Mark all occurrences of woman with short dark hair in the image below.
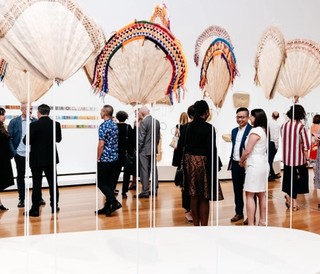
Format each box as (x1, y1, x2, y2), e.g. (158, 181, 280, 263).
(114, 110, 133, 198)
(177, 100, 223, 226)
(281, 104, 310, 211)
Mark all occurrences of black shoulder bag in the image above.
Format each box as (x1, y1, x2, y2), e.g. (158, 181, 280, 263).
(174, 124, 189, 188)
(124, 125, 135, 173)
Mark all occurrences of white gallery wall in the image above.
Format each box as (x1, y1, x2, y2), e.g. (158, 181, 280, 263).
(1, 0, 320, 183)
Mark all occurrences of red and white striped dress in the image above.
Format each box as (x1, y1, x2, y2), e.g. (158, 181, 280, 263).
(281, 120, 310, 166)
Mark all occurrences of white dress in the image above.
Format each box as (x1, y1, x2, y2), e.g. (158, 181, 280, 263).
(243, 127, 269, 192)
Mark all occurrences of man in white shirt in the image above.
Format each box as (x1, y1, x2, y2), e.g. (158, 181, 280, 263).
(228, 108, 252, 223)
(268, 111, 281, 181)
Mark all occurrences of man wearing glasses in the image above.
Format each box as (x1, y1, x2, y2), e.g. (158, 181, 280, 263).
(228, 107, 252, 224)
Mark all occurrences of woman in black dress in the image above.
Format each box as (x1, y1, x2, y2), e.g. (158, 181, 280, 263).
(0, 107, 14, 210)
(178, 100, 223, 226)
(114, 111, 134, 199)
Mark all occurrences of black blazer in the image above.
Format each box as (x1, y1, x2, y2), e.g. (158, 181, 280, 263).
(24, 116, 62, 168)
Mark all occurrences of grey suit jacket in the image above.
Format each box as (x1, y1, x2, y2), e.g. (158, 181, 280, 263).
(138, 115, 160, 156)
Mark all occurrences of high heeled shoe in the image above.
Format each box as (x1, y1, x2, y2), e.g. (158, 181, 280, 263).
(0, 205, 8, 211)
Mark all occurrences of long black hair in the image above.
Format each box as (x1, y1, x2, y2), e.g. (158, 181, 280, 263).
(251, 108, 267, 131)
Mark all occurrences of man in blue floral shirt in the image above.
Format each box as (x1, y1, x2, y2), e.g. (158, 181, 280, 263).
(96, 105, 122, 216)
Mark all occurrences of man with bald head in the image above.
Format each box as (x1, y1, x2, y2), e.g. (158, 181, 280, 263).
(136, 105, 160, 198)
(268, 111, 281, 181)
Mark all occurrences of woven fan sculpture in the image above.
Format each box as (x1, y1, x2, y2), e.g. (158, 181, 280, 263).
(0, 58, 53, 103)
(254, 26, 286, 99)
(0, 0, 105, 85)
(91, 4, 187, 106)
(276, 39, 320, 101)
(194, 26, 238, 108)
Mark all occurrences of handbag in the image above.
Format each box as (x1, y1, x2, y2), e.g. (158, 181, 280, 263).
(174, 166, 184, 187)
(169, 125, 180, 149)
(310, 141, 318, 160)
(123, 125, 135, 173)
(169, 136, 179, 149)
(124, 152, 135, 172)
(174, 124, 188, 188)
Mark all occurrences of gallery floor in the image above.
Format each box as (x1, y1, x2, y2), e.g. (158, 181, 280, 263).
(1, 170, 320, 238)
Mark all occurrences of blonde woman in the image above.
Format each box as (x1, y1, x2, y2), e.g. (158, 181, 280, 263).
(172, 112, 189, 165)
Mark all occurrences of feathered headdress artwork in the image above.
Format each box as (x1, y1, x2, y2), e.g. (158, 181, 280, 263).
(0, 58, 52, 103)
(254, 26, 286, 99)
(275, 39, 320, 102)
(90, 4, 187, 106)
(194, 26, 238, 108)
(0, 0, 105, 84)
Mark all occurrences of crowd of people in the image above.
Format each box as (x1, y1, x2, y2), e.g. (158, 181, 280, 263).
(172, 103, 319, 226)
(0, 103, 161, 218)
(0, 102, 319, 225)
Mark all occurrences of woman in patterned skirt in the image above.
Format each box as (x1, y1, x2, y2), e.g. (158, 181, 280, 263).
(178, 100, 223, 226)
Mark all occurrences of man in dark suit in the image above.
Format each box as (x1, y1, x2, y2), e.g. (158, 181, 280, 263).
(8, 103, 45, 208)
(137, 105, 160, 198)
(24, 104, 62, 217)
(228, 107, 252, 223)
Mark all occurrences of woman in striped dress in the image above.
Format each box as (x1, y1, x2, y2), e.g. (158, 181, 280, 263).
(281, 104, 310, 211)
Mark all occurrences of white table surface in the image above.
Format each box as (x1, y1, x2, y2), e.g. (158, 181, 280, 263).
(0, 226, 319, 274)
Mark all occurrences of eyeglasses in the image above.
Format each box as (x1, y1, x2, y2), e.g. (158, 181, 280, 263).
(236, 116, 248, 119)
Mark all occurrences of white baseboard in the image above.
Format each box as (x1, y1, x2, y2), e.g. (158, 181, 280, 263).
(6, 161, 282, 190)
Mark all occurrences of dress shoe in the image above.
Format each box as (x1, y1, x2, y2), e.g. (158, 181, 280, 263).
(0, 205, 8, 211)
(268, 176, 275, 181)
(95, 207, 107, 215)
(51, 207, 60, 214)
(274, 174, 281, 179)
(106, 201, 122, 216)
(17, 200, 25, 208)
(39, 198, 46, 206)
(122, 193, 127, 199)
(28, 209, 40, 217)
(134, 193, 149, 199)
(230, 214, 244, 222)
